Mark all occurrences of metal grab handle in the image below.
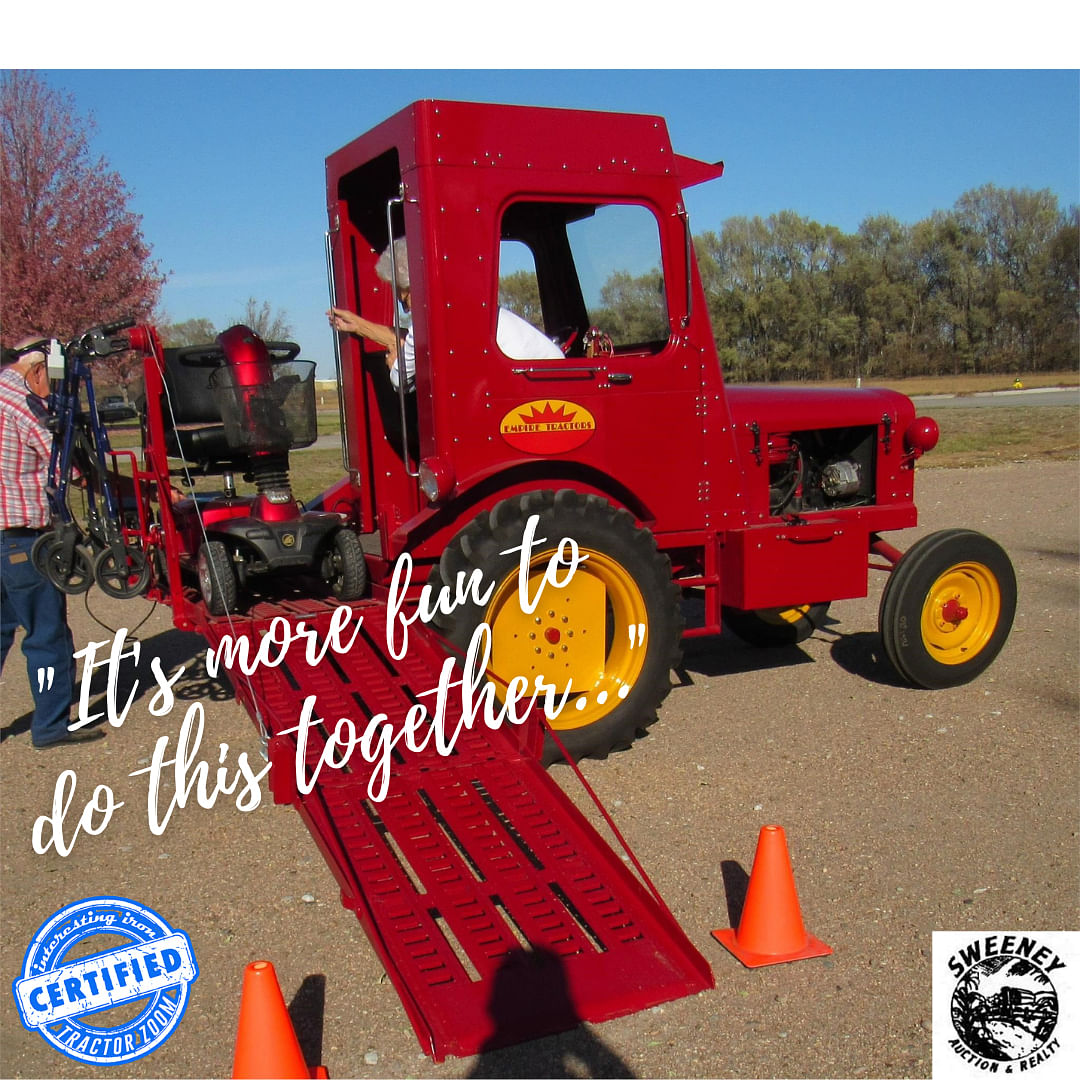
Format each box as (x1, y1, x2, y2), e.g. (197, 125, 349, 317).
(510, 366, 597, 380)
(325, 229, 352, 474)
(387, 188, 419, 478)
(677, 202, 692, 330)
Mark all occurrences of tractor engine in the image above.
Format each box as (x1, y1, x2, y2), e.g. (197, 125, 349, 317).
(767, 426, 876, 517)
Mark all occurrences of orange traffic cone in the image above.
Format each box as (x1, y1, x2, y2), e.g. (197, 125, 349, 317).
(232, 961, 327, 1079)
(712, 825, 832, 968)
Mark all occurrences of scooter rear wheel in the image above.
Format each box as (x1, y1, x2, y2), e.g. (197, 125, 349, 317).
(321, 528, 368, 600)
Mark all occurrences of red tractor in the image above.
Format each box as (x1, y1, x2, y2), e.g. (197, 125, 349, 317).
(69, 100, 1018, 1060)
(317, 99, 1016, 764)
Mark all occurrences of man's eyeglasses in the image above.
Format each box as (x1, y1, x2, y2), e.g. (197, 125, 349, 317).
(23, 359, 49, 397)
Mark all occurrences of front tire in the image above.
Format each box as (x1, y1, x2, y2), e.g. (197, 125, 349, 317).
(723, 603, 830, 647)
(879, 529, 1016, 689)
(430, 489, 683, 764)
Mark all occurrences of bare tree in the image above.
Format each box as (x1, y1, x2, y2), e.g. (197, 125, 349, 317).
(236, 298, 293, 342)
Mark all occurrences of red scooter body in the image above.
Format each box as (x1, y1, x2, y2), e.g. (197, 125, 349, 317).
(136, 323, 367, 616)
(215, 324, 302, 525)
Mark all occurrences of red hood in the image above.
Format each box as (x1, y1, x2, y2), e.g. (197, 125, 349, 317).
(725, 385, 916, 430)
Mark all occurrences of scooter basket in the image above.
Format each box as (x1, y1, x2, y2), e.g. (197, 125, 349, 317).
(210, 361, 318, 453)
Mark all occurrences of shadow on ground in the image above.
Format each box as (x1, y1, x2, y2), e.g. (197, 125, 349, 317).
(0, 624, 232, 745)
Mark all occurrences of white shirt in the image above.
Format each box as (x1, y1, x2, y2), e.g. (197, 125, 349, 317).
(390, 308, 563, 391)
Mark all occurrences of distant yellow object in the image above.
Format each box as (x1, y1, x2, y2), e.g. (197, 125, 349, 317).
(1013, 378, 1024, 390)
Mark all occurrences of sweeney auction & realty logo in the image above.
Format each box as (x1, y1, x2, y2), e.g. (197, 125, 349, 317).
(12, 896, 198, 1066)
(933, 931, 1076, 1078)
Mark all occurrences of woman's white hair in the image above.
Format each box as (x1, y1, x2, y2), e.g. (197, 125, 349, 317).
(374, 237, 410, 291)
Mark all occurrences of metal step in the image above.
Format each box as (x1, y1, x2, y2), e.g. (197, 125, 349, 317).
(198, 597, 713, 1061)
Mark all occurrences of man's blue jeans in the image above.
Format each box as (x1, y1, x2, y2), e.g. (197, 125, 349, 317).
(0, 530, 76, 746)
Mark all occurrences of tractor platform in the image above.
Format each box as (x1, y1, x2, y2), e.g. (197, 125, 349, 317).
(195, 596, 713, 1061)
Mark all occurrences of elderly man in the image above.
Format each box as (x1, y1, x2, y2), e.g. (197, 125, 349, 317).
(328, 237, 563, 391)
(0, 338, 102, 749)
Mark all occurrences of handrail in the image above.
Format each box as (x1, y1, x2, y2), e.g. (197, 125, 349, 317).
(510, 366, 597, 379)
(677, 201, 693, 330)
(324, 226, 352, 475)
(387, 187, 419, 478)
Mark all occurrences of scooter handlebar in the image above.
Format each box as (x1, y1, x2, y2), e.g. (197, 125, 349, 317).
(172, 343, 226, 366)
(172, 340, 301, 367)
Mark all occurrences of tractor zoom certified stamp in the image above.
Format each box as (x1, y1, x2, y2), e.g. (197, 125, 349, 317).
(500, 398, 596, 454)
(12, 896, 198, 1066)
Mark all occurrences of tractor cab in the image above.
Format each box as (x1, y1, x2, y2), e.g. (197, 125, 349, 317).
(325, 99, 733, 565)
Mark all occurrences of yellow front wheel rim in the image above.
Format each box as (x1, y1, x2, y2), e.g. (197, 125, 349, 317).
(920, 562, 1002, 665)
(772, 605, 811, 626)
(487, 548, 648, 730)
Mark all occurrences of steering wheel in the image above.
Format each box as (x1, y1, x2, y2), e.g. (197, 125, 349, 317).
(553, 326, 582, 356)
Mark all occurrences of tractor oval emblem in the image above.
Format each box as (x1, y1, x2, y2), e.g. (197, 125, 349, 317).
(499, 399, 596, 455)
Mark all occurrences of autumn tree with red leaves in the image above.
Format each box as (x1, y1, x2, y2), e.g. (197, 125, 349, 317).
(1, 70, 166, 383)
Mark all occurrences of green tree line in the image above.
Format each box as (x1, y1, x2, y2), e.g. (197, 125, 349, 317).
(698, 185, 1078, 381)
(504, 184, 1077, 382)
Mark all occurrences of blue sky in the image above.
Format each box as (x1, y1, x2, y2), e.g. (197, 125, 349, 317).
(21, 65, 1080, 376)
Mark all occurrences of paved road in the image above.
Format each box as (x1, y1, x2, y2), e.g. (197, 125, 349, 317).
(912, 387, 1079, 409)
(297, 387, 1078, 454)
(1, 461, 1077, 1079)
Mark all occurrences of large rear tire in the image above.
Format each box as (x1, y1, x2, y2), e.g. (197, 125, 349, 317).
(430, 489, 683, 764)
(879, 529, 1016, 689)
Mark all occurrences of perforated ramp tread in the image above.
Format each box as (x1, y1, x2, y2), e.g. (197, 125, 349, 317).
(198, 598, 713, 1061)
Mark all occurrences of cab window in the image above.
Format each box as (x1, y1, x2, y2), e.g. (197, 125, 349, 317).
(498, 201, 670, 359)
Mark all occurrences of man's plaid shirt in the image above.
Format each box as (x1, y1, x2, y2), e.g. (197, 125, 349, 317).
(0, 366, 52, 530)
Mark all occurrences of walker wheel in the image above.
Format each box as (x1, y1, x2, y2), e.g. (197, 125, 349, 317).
(93, 545, 151, 599)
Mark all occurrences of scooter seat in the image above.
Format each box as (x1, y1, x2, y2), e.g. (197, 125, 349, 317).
(166, 424, 246, 468)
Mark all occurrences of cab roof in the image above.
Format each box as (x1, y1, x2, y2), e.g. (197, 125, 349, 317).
(326, 99, 723, 188)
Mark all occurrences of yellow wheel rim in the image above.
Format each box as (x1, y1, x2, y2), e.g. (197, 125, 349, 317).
(771, 605, 811, 626)
(920, 561, 1001, 665)
(487, 548, 648, 730)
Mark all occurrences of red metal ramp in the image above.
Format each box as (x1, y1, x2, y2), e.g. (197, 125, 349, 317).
(198, 597, 713, 1061)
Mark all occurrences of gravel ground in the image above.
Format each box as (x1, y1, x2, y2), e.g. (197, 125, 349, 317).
(1, 460, 1077, 1080)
